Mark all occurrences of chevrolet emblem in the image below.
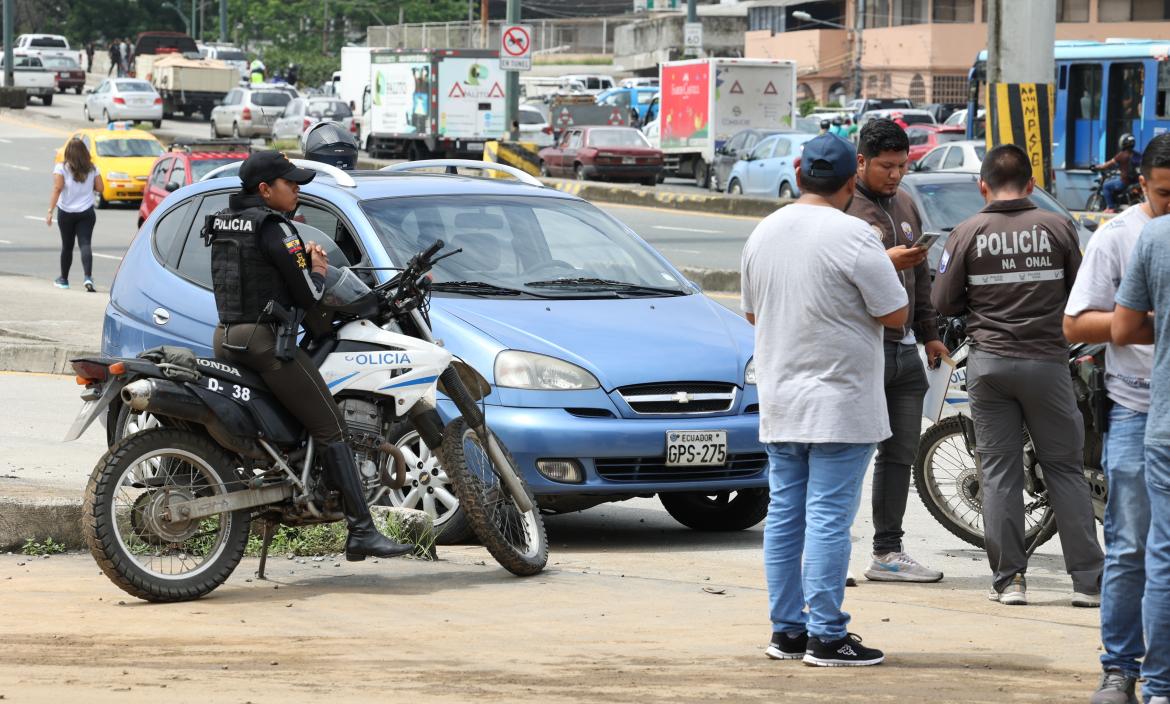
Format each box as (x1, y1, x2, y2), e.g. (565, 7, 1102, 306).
(673, 391, 692, 404)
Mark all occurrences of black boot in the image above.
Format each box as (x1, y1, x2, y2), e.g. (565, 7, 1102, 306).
(320, 442, 414, 561)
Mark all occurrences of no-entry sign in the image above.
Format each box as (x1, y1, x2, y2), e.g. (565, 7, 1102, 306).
(500, 24, 532, 71)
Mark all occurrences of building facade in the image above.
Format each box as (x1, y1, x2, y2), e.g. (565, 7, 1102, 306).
(745, 0, 1170, 106)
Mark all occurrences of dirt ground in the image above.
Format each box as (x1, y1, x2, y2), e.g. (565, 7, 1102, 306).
(0, 542, 1101, 704)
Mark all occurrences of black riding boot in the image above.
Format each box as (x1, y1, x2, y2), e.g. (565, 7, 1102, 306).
(320, 442, 414, 561)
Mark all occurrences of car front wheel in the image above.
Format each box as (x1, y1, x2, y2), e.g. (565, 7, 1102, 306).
(727, 179, 743, 195)
(659, 489, 770, 531)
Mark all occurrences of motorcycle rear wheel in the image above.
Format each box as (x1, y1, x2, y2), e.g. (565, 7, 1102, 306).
(438, 419, 548, 576)
(913, 417, 1057, 551)
(83, 428, 251, 602)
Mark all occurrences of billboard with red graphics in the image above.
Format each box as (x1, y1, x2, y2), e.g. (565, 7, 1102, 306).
(661, 62, 710, 150)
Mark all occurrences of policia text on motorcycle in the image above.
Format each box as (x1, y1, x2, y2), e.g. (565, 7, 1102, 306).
(202, 150, 413, 561)
(931, 144, 1104, 606)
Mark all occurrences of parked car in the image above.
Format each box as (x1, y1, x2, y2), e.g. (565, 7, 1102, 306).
(55, 124, 164, 207)
(847, 97, 913, 120)
(271, 97, 356, 146)
(137, 139, 251, 225)
(538, 126, 663, 185)
(14, 33, 83, 66)
(914, 139, 986, 173)
(709, 128, 786, 193)
(943, 107, 985, 128)
(0, 53, 56, 105)
(620, 76, 659, 89)
(103, 162, 766, 540)
(858, 108, 936, 130)
(84, 78, 164, 127)
(518, 104, 554, 147)
(42, 55, 85, 94)
(906, 124, 967, 164)
(725, 132, 817, 199)
(197, 43, 249, 81)
(900, 171, 1092, 273)
(210, 86, 293, 138)
(558, 74, 615, 94)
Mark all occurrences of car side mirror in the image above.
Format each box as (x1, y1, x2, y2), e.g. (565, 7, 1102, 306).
(1079, 215, 1100, 233)
(84, 87, 95, 94)
(165, 182, 180, 192)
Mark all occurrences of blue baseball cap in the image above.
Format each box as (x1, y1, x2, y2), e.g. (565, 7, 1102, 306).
(800, 134, 857, 181)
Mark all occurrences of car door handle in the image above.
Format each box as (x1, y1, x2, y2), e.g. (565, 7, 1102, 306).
(152, 307, 170, 326)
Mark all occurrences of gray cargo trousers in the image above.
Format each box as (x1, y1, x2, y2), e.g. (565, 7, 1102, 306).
(966, 348, 1104, 594)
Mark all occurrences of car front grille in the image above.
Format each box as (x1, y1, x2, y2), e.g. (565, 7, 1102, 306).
(594, 453, 767, 482)
(617, 382, 736, 414)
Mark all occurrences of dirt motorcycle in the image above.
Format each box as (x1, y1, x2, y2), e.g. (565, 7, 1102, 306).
(65, 240, 548, 602)
(1085, 167, 1143, 212)
(913, 317, 1107, 554)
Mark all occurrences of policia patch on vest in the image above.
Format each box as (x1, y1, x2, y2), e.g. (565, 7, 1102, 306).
(281, 226, 307, 269)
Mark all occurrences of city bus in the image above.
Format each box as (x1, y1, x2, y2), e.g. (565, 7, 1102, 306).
(965, 39, 1170, 210)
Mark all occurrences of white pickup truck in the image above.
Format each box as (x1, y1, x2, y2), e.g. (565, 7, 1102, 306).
(0, 53, 57, 105)
(15, 34, 84, 66)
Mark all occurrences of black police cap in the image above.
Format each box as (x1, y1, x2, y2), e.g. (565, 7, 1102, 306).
(239, 150, 316, 190)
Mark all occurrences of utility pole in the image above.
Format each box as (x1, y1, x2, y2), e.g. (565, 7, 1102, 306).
(323, 0, 329, 54)
(687, 0, 696, 22)
(505, 0, 520, 140)
(220, 0, 227, 43)
(481, 0, 489, 49)
(191, 0, 197, 38)
(986, 0, 1056, 188)
(2, 0, 12, 88)
(852, 0, 864, 99)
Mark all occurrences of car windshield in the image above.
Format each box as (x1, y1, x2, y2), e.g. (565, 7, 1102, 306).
(307, 100, 351, 118)
(251, 91, 291, 107)
(115, 80, 154, 92)
(217, 50, 246, 61)
(361, 195, 689, 298)
(96, 138, 164, 157)
(190, 158, 243, 180)
(974, 145, 987, 160)
(909, 180, 1073, 232)
(43, 57, 79, 69)
(900, 114, 934, 125)
(936, 131, 965, 144)
(588, 129, 648, 148)
(518, 110, 545, 125)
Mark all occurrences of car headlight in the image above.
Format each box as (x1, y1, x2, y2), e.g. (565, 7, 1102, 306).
(106, 171, 130, 180)
(494, 351, 600, 390)
(745, 357, 757, 385)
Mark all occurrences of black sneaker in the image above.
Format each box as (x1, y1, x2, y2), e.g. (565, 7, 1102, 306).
(803, 633, 884, 667)
(764, 630, 808, 660)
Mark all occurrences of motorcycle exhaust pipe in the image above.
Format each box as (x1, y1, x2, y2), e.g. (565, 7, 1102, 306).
(121, 378, 213, 424)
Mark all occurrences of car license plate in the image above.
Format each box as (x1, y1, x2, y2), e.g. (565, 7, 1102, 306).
(622, 156, 635, 164)
(665, 430, 727, 467)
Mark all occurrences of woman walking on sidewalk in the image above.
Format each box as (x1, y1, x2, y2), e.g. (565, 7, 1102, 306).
(47, 139, 103, 291)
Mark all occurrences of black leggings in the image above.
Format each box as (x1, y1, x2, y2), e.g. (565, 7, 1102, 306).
(58, 207, 96, 281)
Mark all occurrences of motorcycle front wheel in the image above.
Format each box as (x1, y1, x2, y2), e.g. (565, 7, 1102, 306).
(913, 417, 1057, 551)
(83, 428, 251, 602)
(1085, 192, 1106, 212)
(437, 419, 548, 576)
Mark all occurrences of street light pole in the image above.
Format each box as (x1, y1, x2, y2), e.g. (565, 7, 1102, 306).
(853, 0, 864, 100)
(220, 0, 227, 43)
(2, 0, 13, 88)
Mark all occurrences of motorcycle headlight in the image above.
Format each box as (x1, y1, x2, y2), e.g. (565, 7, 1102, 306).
(106, 171, 130, 180)
(745, 357, 757, 385)
(494, 351, 600, 390)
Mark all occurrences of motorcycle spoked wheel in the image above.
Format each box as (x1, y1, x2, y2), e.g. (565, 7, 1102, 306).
(1085, 192, 1106, 212)
(436, 419, 548, 576)
(913, 417, 1058, 551)
(83, 428, 252, 602)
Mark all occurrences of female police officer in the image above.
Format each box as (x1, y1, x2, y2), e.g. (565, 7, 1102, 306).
(204, 150, 412, 561)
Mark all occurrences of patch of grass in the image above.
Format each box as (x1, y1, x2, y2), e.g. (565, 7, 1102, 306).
(244, 511, 437, 560)
(21, 538, 66, 556)
(269, 138, 299, 152)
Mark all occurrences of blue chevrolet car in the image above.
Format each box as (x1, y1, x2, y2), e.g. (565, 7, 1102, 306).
(102, 162, 766, 540)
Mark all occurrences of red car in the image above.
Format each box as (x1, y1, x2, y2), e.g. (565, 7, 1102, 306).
(42, 55, 85, 94)
(538, 126, 663, 185)
(138, 140, 251, 226)
(906, 125, 967, 165)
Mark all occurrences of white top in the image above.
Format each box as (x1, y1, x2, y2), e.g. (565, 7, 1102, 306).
(741, 203, 908, 444)
(1064, 204, 1154, 413)
(53, 163, 97, 213)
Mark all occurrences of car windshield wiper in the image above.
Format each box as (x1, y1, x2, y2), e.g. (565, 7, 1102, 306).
(430, 280, 526, 296)
(523, 277, 687, 296)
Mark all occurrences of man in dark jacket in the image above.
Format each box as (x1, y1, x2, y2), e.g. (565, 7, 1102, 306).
(847, 119, 946, 584)
(932, 144, 1103, 607)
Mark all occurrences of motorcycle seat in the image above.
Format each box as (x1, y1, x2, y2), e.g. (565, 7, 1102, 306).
(195, 357, 271, 392)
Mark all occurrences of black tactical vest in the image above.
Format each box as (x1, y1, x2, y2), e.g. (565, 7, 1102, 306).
(202, 206, 286, 324)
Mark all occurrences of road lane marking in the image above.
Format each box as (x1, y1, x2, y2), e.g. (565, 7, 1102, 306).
(23, 216, 45, 221)
(662, 247, 702, 254)
(94, 253, 123, 261)
(601, 201, 763, 223)
(652, 225, 722, 234)
(0, 138, 10, 143)
(705, 292, 740, 300)
(0, 239, 11, 244)
(1, 163, 31, 171)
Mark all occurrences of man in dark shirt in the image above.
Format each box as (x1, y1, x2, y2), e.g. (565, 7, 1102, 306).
(1094, 133, 1139, 212)
(932, 144, 1103, 607)
(847, 119, 946, 584)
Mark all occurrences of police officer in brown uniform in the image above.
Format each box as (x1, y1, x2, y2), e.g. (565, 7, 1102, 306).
(931, 144, 1103, 606)
(205, 151, 412, 562)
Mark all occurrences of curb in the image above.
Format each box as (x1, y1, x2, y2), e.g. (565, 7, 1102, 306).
(0, 497, 84, 551)
(679, 267, 740, 294)
(0, 344, 101, 375)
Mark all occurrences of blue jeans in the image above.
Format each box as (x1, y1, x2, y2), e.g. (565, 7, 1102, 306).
(1143, 445, 1170, 699)
(1102, 177, 1126, 210)
(1100, 406, 1150, 677)
(764, 442, 875, 642)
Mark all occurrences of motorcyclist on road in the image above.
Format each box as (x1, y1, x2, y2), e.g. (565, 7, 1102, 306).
(1094, 133, 1141, 212)
(203, 150, 412, 561)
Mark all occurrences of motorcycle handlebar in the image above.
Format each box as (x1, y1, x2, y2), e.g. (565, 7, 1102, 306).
(419, 239, 445, 263)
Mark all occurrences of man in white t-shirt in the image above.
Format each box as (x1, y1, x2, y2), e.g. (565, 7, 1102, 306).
(742, 134, 908, 667)
(1065, 133, 1170, 704)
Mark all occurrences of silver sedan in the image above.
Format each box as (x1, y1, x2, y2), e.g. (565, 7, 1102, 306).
(84, 79, 164, 127)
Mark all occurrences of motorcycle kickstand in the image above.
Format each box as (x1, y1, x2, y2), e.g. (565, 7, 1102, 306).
(256, 520, 277, 580)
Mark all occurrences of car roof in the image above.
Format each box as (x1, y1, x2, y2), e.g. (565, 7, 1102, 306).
(184, 151, 250, 160)
(78, 128, 162, 141)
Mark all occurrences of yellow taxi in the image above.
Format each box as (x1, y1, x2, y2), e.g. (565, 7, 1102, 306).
(55, 123, 165, 208)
